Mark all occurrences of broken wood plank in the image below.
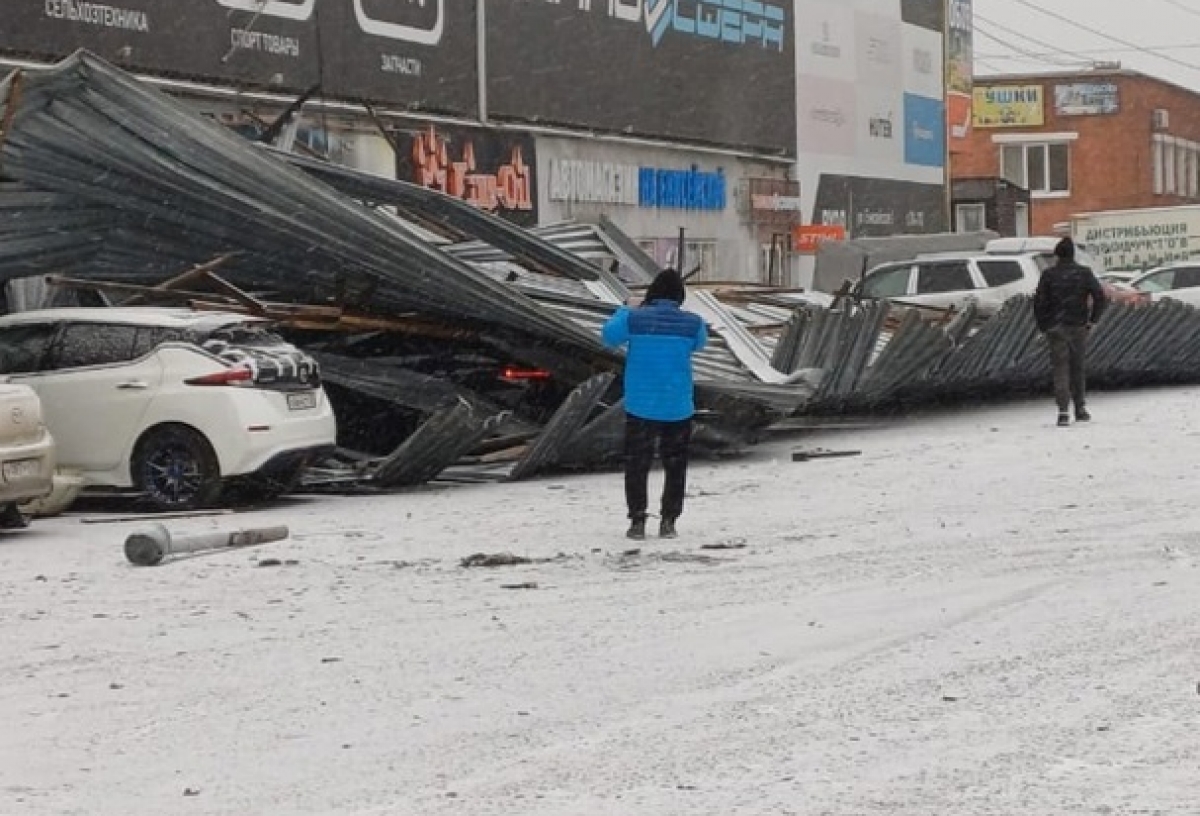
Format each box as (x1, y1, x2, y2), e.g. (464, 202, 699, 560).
(80, 509, 236, 524)
(125, 253, 239, 303)
(791, 449, 863, 462)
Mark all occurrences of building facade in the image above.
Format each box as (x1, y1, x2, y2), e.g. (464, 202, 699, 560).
(951, 68, 1200, 236)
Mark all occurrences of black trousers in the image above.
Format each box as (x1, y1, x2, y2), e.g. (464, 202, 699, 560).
(1046, 325, 1089, 412)
(624, 415, 692, 521)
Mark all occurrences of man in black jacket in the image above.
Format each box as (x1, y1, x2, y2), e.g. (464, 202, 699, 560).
(1033, 237, 1108, 426)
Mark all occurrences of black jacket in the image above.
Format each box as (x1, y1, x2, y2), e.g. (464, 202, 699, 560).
(1033, 260, 1107, 332)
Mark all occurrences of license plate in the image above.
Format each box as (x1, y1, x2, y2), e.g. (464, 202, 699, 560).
(287, 391, 317, 411)
(2, 458, 41, 481)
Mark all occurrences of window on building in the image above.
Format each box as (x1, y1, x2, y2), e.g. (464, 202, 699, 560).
(1153, 137, 1165, 195)
(999, 142, 1071, 195)
(1014, 202, 1030, 237)
(1165, 139, 1178, 195)
(955, 203, 987, 233)
(1190, 145, 1200, 198)
(636, 238, 719, 281)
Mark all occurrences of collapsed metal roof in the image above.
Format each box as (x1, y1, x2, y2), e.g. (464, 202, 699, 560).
(0, 51, 605, 354)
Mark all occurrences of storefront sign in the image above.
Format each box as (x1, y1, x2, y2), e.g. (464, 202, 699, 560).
(792, 224, 846, 253)
(812, 174, 946, 238)
(548, 160, 640, 205)
(1054, 83, 1119, 116)
(638, 167, 726, 211)
(747, 178, 802, 227)
(4, 0, 477, 114)
(396, 125, 537, 226)
(972, 84, 1044, 128)
(486, 1, 796, 153)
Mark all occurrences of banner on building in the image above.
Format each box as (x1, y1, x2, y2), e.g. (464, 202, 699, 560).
(946, 0, 973, 142)
(485, 1, 796, 154)
(745, 178, 803, 227)
(394, 125, 537, 226)
(972, 84, 1045, 128)
(1054, 82, 1120, 116)
(3, 0, 478, 114)
(812, 174, 947, 239)
(791, 224, 846, 254)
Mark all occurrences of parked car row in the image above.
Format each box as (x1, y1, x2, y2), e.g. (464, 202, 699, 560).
(0, 308, 337, 522)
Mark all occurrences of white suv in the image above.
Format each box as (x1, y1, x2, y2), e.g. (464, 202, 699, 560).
(856, 251, 1042, 316)
(0, 308, 336, 511)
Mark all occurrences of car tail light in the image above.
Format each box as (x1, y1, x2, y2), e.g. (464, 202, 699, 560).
(185, 366, 254, 386)
(500, 367, 552, 383)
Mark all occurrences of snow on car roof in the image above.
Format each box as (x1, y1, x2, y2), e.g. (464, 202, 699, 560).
(0, 307, 268, 330)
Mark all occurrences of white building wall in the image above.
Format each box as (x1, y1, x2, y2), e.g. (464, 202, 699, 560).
(535, 135, 796, 285)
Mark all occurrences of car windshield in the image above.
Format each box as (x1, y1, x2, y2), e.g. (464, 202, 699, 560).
(1133, 271, 1175, 292)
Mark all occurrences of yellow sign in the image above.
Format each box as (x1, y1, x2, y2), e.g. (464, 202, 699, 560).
(972, 85, 1045, 128)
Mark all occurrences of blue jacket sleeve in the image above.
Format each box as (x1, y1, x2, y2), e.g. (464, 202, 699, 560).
(601, 306, 631, 348)
(694, 318, 708, 352)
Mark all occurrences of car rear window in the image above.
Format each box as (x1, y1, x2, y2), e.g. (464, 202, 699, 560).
(198, 323, 289, 349)
(978, 260, 1025, 287)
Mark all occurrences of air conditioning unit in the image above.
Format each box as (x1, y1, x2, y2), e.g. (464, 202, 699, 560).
(1153, 108, 1171, 131)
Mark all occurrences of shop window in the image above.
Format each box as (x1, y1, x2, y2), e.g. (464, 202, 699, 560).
(636, 238, 719, 280)
(999, 142, 1070, 196)
(955, 203, 986, 233)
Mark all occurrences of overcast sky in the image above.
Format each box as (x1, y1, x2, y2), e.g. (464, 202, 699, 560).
(974, 0, 1200, 90)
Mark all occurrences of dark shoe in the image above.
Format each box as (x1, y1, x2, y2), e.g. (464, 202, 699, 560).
(659, 517, 678, 539)
(1057, 412, 1070, 427)
(1075, 408, 1091, 422)
(626, 516, 647, 540)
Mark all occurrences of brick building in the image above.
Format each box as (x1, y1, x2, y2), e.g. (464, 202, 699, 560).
(950, 68, 1200, 236)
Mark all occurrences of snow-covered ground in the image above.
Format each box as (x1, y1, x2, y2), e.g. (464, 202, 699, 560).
(3, 388, 1199, 816)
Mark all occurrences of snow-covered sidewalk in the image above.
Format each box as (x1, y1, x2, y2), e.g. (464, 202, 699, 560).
(2, 389, 1198, 816)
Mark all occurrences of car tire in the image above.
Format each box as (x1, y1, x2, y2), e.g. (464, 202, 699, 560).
(0, 502, 30, 530)
(132, 425, 222, 512)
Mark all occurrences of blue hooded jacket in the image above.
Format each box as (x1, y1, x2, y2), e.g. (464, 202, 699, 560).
(601, 299, 708, 422)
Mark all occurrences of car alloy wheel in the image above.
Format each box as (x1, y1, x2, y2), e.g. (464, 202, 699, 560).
(133, 425, 222, 511)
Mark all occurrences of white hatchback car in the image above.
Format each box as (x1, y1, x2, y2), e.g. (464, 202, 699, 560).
(0, 308, 336, 511)
(0, 383, 55, 528)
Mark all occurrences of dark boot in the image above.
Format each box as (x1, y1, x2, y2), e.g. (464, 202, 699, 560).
(1075, 407, 1091, 422)
(1057, 412, 1070, 427)
(659, 517, 678, 539)
(626, 515, 647, 540)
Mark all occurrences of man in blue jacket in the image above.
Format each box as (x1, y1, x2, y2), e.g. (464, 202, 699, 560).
(601, 268, 708, 540)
